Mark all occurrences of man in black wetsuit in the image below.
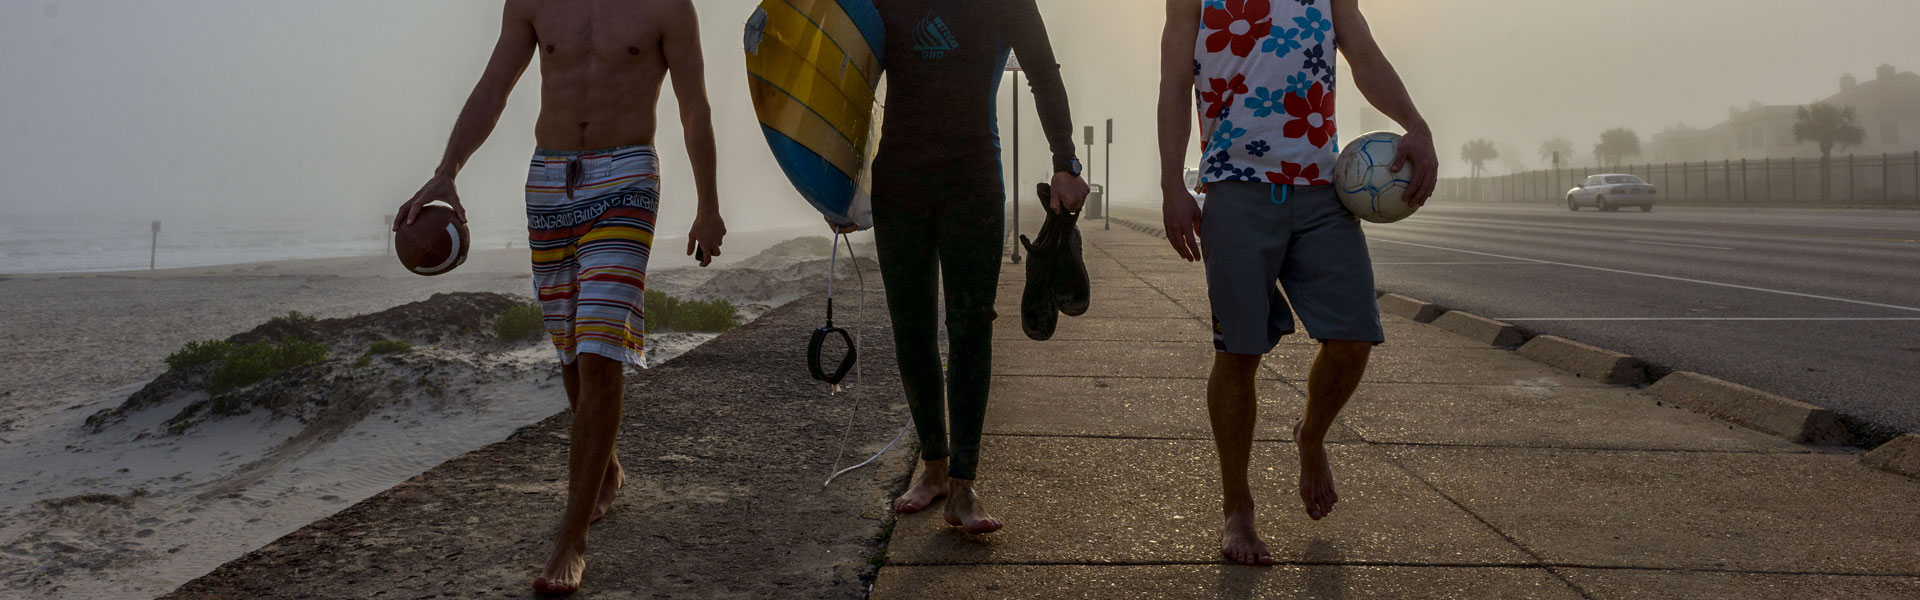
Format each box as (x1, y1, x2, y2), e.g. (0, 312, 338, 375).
(832, 0, 1089, 534)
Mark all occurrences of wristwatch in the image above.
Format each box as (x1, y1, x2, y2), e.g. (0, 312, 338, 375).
(1058, 157, 1083, 177)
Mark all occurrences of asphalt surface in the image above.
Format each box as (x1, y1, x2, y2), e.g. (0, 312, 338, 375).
(1360, 203, 1920, 440)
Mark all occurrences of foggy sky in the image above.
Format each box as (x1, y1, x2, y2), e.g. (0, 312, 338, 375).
(4, 0, 1918, 234)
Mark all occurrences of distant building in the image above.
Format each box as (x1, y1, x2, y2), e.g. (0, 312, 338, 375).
(1648, 64, 1920, 164)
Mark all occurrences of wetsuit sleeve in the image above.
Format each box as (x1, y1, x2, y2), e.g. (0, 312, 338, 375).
(1005, 0, 1080, 174)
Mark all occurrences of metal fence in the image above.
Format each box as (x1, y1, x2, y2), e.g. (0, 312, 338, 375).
(1438, 151, 1920, 206)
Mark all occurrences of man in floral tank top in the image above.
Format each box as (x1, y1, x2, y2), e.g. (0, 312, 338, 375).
(1155, 0, 1439, 566)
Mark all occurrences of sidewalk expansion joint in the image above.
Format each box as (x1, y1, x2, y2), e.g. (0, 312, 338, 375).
(886, 559, 1547, 569)
(1363, 439, 1830, 456)
(1378, 450, 1595, 599)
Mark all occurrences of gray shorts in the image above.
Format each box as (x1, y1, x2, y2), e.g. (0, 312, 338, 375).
(1202, 182, 1384, 354)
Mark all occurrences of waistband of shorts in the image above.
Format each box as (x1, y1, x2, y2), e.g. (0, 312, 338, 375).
(532, 144, 656, 158)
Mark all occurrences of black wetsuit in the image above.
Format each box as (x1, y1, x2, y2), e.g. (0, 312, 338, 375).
(873, 0, 1078, 481)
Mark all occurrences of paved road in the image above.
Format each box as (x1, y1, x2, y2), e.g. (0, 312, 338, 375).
(1362, 203, 1920, 439)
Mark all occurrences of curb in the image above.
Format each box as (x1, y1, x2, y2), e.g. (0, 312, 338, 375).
(1378, 294, 1442, 323)
(1099, 221, 1880, 447)
(1862, 434, 1920, 479)
(1643, 372, 1851, 445)
(1517, 335, 1648, 385)
(1430, 311, 1526, 347)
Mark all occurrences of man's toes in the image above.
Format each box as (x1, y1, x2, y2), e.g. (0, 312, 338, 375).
(965, 518, 1003, 535)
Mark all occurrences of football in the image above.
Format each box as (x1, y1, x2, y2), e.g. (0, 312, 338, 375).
(1333, 131, 1420, 224)
(394, 205, 470, 276)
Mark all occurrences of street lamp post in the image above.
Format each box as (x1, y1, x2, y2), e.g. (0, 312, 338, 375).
(1006, 53, 1023, 264)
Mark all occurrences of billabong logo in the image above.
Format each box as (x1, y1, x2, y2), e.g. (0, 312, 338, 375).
(913, 13, 957, 59)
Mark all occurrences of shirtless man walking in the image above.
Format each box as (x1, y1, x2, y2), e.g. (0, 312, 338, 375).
(393, 0, 726, 594)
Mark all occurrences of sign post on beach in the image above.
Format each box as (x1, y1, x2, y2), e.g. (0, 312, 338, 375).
(150, 221, 161, 270)
(1105, 118, 1113, 230)
(384, 215, 395, 256)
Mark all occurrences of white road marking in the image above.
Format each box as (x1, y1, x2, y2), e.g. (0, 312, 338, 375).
(1625, 239, 1735, 251)
(1496, 317, 1920, 322)
(1372, 238, 1920, 314)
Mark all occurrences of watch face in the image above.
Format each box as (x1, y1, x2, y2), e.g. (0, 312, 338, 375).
(1069, 159, 1083, 176)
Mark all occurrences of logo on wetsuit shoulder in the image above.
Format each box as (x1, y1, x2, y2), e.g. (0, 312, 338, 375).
(913, 13, 958, 59)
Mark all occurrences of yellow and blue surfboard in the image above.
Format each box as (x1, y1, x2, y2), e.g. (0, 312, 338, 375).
(744, 0, 884, 230)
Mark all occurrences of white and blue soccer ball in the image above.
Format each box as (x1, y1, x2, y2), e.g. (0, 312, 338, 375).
(1334, 131, 1419, 224)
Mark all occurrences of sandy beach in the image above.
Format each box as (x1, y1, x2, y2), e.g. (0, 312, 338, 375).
(0, 237, 872, 598)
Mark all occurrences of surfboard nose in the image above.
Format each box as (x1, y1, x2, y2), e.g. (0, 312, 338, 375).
(744, 7, 767, 54)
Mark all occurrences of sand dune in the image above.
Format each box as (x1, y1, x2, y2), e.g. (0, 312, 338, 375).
(0, 238, 858, 598)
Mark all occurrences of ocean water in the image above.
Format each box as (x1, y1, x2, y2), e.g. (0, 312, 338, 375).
(0, 214, 841, 275)
(0, 214, 534, 274)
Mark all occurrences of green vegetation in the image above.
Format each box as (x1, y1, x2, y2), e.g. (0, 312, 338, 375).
(206, 338, 328, 395)
(354, 340, 409, 368)
(165, 340, 234, 370)
(493, 303, 546, 342)
(645, 290, 739, 332)
(268, 311, 316, 326)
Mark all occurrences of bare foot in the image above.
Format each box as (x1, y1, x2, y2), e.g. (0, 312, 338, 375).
(893, 459, 949, 514)
(1295, 421, 1338, 520)
(941, 479, 1003, 534)
(1220, 508, 1275, 566)
(590, 460, 624, 523)
(532, 532, 587, 596)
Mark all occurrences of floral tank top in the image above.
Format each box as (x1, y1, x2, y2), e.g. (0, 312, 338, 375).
(1194, 0, 1337, 187)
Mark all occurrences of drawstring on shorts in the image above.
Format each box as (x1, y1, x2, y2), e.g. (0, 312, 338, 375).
(1271, 183, 1291, 205)
(565, 158, 585, 200)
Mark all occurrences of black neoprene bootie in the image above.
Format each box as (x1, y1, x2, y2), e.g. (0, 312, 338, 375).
(1019, 233, 1059, 340)
(1035, 184, 1091, 317)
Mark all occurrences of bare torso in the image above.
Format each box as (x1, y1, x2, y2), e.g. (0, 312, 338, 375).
(526, 0, 671, 151)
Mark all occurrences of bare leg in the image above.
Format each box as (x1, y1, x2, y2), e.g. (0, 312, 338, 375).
(535, 354, 625, 596)
(1297, 341, 1370, 521)
(894, 458, 950, 514)
(941, 478, 1003, 534)
(1209, 352, 1273, 566)
(562, 363, 625, 523)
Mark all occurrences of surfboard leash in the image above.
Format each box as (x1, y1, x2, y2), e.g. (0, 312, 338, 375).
(822, 233, 914, 488)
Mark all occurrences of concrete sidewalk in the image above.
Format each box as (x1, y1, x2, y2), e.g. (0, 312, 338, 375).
(872, 219, 1920, 599)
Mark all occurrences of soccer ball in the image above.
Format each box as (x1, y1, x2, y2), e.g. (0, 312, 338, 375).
(1334, 131, 1419, 224)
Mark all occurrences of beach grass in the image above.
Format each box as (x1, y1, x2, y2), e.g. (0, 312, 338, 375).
(165, 340, 235, 370)
(366, 339, 412, 355)
(492, 304, 545, 342)
(645, 290, 739, 332)
(268, 310, 316, 326)
(206, 338, 329, 395)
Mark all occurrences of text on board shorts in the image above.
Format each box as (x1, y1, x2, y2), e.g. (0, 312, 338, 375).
(525, 145, 661, 367)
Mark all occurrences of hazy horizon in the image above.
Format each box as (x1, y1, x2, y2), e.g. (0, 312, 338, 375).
(4, 0, 1918, 240)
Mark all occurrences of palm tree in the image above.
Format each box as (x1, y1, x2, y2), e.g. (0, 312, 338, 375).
(1793, 103, 1866, 203)
(1592, 128, 1641, 168)
(1461, 139, 1499, 200)
(1538, 137, 1575, 167)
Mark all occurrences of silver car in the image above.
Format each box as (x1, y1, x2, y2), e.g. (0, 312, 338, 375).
(1567, 174, 1658, 212)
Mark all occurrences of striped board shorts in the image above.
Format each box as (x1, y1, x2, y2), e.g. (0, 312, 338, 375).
(525, 145, 661, 367)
